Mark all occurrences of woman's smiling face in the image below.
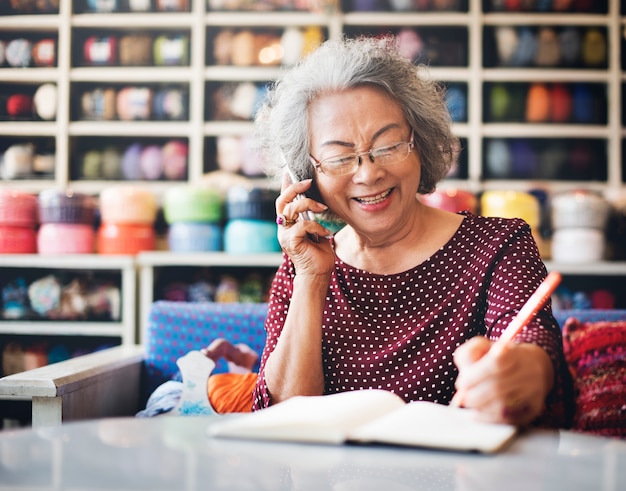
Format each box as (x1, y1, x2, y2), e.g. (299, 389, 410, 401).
(308, 85, 421, 240)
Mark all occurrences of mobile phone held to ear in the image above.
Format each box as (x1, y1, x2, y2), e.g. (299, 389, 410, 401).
(284, 163, 318, 242)
(284, 165, 316, 222)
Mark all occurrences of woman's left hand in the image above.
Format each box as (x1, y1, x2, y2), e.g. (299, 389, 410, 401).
(451, 336, 554, 426)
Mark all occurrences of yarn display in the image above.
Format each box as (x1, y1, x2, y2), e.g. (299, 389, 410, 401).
(81, 32, 189, 67)
(82, 0, 189, 12)
(483, 138, 604, 181)
(214, 135, 263, 177)
(36, 189, 97, 254)
(78, 140, 187, 181)
(484, 82, 604, 124)
(0, 37, 56, 68)
(97, 185, 157, 254)
(206, 0, 331, 12)
(550, 190, 610, 262)
(159, 267, 273, 304)
(486, 25, 607, 69)
(1, 271, 121, 322)
(209, 26, 323, 67)
(223, 186, 281, 254)
(0, 189, 38, 253)
(0, 136, 55, 180)
(163, 185, 224, 252)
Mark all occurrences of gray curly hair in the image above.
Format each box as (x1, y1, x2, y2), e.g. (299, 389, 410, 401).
(254, 35, 459, 195)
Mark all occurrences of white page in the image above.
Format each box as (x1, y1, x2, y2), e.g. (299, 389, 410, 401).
(209, 389, 406, 444)
(349, 401, 517, 453)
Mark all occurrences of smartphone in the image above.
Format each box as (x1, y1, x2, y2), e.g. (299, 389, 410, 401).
(284, 163, 316, 222)
(283, 160, 318, 242)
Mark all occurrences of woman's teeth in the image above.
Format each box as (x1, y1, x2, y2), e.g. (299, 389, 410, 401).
(356, 189, 391, 204)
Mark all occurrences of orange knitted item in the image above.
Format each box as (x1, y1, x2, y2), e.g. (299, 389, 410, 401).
(208, 372, 257, 413)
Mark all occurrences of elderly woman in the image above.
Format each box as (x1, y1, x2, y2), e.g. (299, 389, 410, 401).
(252, 36, 573, 427)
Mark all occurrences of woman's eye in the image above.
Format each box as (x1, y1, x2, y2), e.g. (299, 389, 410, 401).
(375, 143, 401, 156)
(328, 156, 354, 167)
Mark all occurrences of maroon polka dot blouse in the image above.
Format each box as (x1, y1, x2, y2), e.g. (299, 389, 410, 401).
(252, 212, 573, 427)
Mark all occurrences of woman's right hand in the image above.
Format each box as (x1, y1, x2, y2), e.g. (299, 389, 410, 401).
(276, 177, 335, 277)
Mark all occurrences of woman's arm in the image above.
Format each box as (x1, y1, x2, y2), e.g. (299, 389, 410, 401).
(253, 178, 335, 409)
(453, 220, 573, 427)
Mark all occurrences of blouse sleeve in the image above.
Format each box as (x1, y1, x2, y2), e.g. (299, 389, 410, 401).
(483, 220, 574, 427)
(252, 253, 294, 411)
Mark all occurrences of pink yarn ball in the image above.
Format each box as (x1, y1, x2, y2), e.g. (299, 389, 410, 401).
(140, 145, 163, 180)
(162, 140, 188, 180)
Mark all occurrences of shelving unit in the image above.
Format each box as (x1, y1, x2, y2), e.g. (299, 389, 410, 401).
(1, 1, 626, 349)
(0, 0, 622, 195)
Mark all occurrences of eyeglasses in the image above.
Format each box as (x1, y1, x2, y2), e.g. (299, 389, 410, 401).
(309, 134, 415, 177)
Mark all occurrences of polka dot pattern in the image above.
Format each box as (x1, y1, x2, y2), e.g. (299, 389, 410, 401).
(253, 212, 571, 426)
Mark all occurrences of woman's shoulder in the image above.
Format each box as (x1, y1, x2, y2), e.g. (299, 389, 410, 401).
(459, 210, 532, 235)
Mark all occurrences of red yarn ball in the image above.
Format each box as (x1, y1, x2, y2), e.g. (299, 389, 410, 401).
(6, 94, 32, 117)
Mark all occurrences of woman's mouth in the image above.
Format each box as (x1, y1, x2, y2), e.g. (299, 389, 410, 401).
(354, 189, 393, 205)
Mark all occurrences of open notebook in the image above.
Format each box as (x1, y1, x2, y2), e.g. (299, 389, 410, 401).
(208, 389, 518, 453)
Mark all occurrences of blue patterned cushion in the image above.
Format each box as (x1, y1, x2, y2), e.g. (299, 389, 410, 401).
(143, 301, 268, 393)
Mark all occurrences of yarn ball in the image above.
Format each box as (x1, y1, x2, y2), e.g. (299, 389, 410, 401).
(231, 30, 255, 66)
(509, 139, 538, 178)
(2, 143, 34, 179)
(495, 26, 519, 65)
(6, 38, 32, 67)
(549, 83, 572, 123)
(121, 143, 144, 180)
(485, 139, 512, 178)
(153, 88, 187, 120)
(534, 27, 561, 66)
(213, 29, 234, 65)
(397, 28, 423, 63)
(87, 0, 119, 12)
(581, 28, 606, 67)
(489, 83, 511, 121)
(153, 34, 189, 66)
(162, 140, 188, 180)
(101, 146, 123, 180)
(216, 136, 243, 173)
(32, 38, 56, 67)
(83, 36, 117, 65)
(350, 0, 384, 11)
(6, 94, 32, 118)
(572, 84, 594, 124)
(240, 135, 264, 177)
(589, 290, 615, 310)
(33, 83, 57, 121)
(82, 150, 102, 179)
(140, 145, 164, 180)
(559, 27, 581, 65)
(28, 274, 61, 316)
(445, 85, 467, 122)
(525, 83, 550, 122)
(510, 28, 536, 66)
(128, 0, 151, 10)
(280, 27, 304, 66)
